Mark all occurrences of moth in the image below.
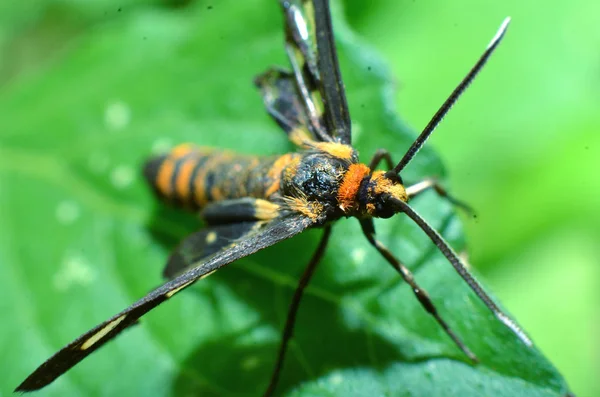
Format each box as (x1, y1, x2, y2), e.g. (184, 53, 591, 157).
(16, 0, 530, 395)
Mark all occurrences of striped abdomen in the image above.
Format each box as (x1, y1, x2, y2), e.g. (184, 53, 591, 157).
(143, 144, 299, 209)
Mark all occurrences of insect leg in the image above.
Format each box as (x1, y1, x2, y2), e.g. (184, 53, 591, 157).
(368, 148, 394, 170)
(264, 226, 332, 397)
(368, 150, 473, 215)
(406, 178, 475, 216)
(359, 218, 478, 362)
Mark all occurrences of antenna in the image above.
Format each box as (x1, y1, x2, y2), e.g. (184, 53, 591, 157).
(391, 197, 532, 346)
(388, 17, 511, 177)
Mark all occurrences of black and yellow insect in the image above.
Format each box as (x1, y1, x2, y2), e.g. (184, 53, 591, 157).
(16, 0, 531, 395)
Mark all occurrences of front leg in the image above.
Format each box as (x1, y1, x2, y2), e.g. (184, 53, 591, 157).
(264, 226, 332, 397)
(406, 178, 475, 217)
(368, 150, 473, 215)
(368, 148, 394, 170)
(359, 218, 477, 362)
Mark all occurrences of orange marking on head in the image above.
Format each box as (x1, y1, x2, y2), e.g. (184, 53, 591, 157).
(156, 158, 175, 198)
(337, 163, 370, 213)
(370, 171, 387, 194)
(371, 171, 408, 202)
(313, 142, 355, 160)
(175, 157, 196, 201)
(366, 203, 376, 216)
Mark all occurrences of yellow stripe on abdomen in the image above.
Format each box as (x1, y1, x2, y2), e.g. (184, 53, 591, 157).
(143, 145, 295, 210)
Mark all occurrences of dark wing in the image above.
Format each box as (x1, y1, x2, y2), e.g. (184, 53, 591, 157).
(254, 68, 316, 145)
(163, 221, 264, 279)
(278, 0, 329, 142)
(277, 0, 352, 144)
(165, 198, 283, 278)
(312, 0, 352, 144)
(16, 213, 314, 392)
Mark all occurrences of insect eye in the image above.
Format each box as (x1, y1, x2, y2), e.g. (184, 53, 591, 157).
(376, 199, 396, 218)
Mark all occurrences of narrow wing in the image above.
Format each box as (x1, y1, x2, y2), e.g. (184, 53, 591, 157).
(165, 198, 285, 278)
(16, 213, 314, 392)
(312, 0, 352, 144)
(163, 221, 264, 279)
(254, 68, 316, 145)
(276, 0, 352, 144)
(278, 0, 328, 142)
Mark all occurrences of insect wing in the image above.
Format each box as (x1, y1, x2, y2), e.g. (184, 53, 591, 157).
(280, 0, 319, 84)
(163, 221, 265, 279)
(312, 0, 352, 144)
(255, 68, 315, 144)
(16, 213, 314, 392)
(277, 0, 330, 142)
(279, 0, 351, 144)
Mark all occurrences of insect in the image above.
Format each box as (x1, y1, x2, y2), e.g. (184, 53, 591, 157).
(16, 0, 531, 395)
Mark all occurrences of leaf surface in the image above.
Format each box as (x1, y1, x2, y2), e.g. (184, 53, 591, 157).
(0, 1, 569, 396)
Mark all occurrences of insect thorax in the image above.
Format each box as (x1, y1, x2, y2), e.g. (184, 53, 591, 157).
(280, 145, 408, 220)
(282, 151, 352, 206)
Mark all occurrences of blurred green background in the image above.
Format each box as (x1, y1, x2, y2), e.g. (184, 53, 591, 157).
(1, 0, 597, 396)
(346, 1, 600, 396)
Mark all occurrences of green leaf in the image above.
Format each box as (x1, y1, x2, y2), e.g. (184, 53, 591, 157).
(0, 1, 570, 396)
